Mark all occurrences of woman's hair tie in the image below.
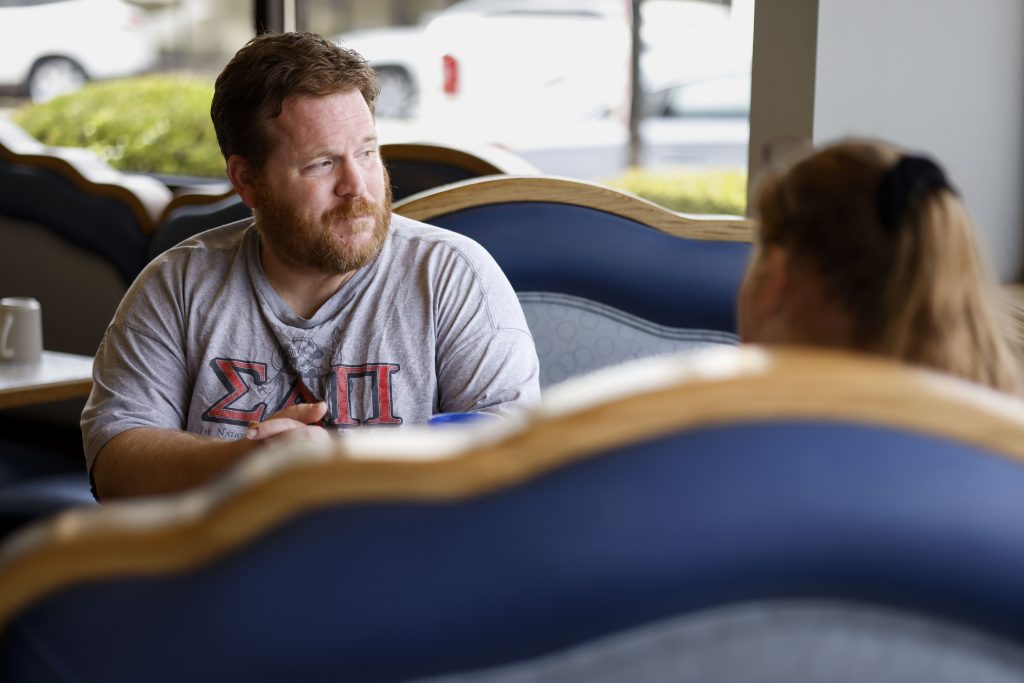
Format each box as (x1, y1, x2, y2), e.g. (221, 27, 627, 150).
(877, 154, 956, 233)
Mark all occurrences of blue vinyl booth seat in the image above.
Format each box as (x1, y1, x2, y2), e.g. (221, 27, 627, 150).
(434, 203, 743, 331)
(394, 175, 754, 387)
(3, 347, 1024, 682)
(0, 160, 151, 286)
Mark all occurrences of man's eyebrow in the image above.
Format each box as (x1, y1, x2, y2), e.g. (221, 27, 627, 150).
(305, 136, 378, 159)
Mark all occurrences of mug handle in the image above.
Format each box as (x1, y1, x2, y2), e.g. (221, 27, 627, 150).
(0, 312, 13, 359)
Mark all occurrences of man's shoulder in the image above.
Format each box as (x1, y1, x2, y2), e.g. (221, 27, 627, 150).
(165, 218, 253, 255)
(110, 219, 256, 325)
(147, 219, 253, 271)
(389, 213, 458, 240)
(382, 214, 516, 296)
(130, 219, 254, 295)
(387, 213, 491, 261)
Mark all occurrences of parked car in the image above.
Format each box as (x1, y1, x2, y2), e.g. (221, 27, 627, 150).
(421, 0, 628, 127)
(0, 0, 158, 103)
(335, 0, 751, 126)
(646, 72, 752, 119)
(336, 24, 429, 119)
(336, 0, 626, 122)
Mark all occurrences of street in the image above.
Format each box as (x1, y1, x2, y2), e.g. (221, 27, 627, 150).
(377, 114, 750, 180)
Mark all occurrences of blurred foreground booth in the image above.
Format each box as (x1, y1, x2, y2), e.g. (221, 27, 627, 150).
(3, 346, 1024, 682)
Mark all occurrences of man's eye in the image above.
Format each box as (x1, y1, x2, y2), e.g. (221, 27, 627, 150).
(307, 159, 333, 171)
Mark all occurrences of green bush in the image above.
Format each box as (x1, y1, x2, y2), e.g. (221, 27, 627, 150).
(11, 74, 225, 178)
(602, 166, 747, 216)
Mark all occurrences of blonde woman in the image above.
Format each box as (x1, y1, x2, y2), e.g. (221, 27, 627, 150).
(738, 138, 1021, 394)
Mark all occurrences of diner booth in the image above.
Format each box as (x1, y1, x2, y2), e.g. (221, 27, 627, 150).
(4, 347, 1024, 681)
(4, 0, 1024, 680)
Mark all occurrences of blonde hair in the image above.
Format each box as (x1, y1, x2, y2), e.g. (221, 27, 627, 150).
(756, 139, 1022, 394)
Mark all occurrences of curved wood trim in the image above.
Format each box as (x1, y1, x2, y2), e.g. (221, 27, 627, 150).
(394, 175, 755, 242)
(0, 120, 172, 234)
(1, 347, 1023, 628)
(158, 185, 239, 224)
(381, 141, 539, 176)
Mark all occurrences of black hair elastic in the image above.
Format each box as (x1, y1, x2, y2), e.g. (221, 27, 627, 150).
(876, 154, 956, 233)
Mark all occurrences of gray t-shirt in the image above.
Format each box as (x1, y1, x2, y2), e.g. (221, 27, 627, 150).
(81, 215, 540, 472)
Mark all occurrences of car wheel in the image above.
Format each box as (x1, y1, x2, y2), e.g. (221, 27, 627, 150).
(373, 66, 416, 119)
(28, 57, 87, 103)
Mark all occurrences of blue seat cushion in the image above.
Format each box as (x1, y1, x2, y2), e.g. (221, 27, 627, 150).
(4, 421, 1024, 681)
(426, 203, 751, 332)
(0, 160, 149, 284)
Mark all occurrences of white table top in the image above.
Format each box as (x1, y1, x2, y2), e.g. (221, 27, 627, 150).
(0, 351, 94, 410)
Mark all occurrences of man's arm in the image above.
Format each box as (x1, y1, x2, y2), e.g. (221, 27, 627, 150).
(431, 236, 541, 415)
(93, 402, 331, 500)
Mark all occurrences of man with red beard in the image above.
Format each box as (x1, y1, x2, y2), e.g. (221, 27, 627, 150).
(82, 32, 540, 499)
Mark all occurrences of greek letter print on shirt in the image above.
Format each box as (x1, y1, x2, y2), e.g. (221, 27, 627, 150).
(202, 354, 403, 428)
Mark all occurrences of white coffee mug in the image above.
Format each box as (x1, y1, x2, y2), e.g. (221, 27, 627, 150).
(0, 297, 43, 363)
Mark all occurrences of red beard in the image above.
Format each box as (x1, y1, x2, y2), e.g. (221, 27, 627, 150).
(254, 171, 393, 275)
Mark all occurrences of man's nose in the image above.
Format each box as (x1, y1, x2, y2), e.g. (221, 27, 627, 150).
(334, 157, 368, 197)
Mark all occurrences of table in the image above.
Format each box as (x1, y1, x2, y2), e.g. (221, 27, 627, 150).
(0, 351, 94, 410)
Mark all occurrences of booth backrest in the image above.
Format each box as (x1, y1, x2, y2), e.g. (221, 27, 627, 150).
(0, 119, 172, 356)
(3, 347, 1024, 682)
(395, 175, 754, 387)
(383, 141, 539, 201)
(148, 189, 252, 261)
(0, 119, 170, 237)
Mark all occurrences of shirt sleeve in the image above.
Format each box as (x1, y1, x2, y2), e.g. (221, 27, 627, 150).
(431, 236, 541, 416)
(80, 257, 191, 472)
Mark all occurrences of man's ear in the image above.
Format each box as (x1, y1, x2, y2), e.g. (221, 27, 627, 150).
(226, 155, 258, 209)
(738, 242, 793, 344)
(758, 244, 790, 313)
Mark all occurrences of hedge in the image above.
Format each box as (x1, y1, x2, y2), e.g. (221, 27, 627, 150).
(602, 166, 747, 216)
(11, 74, 225, 178)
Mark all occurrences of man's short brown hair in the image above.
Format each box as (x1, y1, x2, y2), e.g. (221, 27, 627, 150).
(211, 31, 380, 173)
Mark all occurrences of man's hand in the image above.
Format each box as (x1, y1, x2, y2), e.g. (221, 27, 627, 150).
(93, 402, 335, 500)
(92, 403, 334, 500)
(245, 401, 332, 444)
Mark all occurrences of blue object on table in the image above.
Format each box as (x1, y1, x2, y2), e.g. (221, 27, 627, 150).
(428, 412, 497, 426)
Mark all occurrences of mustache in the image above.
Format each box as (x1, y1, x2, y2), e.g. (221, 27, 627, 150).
(322, 197, 379, 223)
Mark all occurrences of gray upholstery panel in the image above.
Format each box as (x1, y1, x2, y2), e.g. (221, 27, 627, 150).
(414, 600, 1024, 683)
(0, 215, 124, 357)
(519, 291, 739, 388)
